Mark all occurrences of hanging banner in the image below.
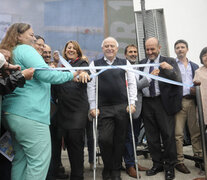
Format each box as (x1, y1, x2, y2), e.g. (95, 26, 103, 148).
(105, 0, 137, 58)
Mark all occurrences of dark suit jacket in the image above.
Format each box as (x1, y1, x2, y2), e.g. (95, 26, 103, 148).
(189, 61, 199, 78)
(140, 56, 183, 115)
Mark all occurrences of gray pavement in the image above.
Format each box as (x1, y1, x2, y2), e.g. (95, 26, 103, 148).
(59, 146, 205, 180)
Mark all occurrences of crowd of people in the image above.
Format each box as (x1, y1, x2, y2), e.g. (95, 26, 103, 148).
(0, 22, 206, 180)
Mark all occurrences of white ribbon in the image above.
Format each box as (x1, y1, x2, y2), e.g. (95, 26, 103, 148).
(35, 54, 192, 87)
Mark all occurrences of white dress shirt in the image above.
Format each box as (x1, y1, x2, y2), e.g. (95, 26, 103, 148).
(142, 55, 161, 97)
(176, 58, 193, 96)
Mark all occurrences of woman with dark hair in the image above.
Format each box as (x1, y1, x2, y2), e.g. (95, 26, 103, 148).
(199, 47, 207, 65)
(0, 23, 80, 180)
(51, 40, 90, 180)
(190, 47, 207, 180)
(193, 47, 207, 124)
(33, 35, 45, 55)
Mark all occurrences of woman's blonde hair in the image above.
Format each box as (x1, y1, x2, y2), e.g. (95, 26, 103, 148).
(62, 40, 83, 60)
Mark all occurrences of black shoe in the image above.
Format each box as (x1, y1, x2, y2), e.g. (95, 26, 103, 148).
(102, 168, 111, 180)
(165, 169, 175, 180)
(146, 166, 163, 176)
(195, 162, 205, 171)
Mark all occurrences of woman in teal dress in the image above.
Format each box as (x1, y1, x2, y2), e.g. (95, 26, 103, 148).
(0, 23, 82, 180)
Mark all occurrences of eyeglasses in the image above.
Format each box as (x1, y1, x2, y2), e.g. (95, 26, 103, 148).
(36, 43, 45, 48)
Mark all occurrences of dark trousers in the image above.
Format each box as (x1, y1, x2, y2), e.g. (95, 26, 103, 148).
(98, 104, 129, 176)
(142, 96, 177, 170)
(64, 129, 85, 180)
(124, 116, 142, 168)
(46, 122, 62, 180)
(0, 152, 12, 180)
(47, 103, 63, 179)
(86, 120, 94, 164)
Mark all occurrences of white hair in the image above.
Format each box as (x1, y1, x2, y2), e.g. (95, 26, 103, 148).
(101, 37, 119, 47)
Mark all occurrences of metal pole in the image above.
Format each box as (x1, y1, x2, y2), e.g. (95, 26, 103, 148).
(125, 72, 140, 180)
(92, 117, 96, 180)
(196, 86, 207, 178)
(134, 12, 141, 62)
(140, 0, 147, 58)
(93, 76, 98, 180)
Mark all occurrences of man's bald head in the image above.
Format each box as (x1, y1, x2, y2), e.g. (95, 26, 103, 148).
(145, 37, 161, 61)
(145, 37, 160, 47)
(101, 37, 119, 61)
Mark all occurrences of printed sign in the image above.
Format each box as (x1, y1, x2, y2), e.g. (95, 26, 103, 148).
(0, 131, 14, 161)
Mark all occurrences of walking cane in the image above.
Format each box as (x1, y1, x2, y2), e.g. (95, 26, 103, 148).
(125, 72, 140, 180)
(93, 76, 98, 180)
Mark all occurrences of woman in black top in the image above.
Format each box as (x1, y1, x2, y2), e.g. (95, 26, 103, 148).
(52, 41, 90, 180)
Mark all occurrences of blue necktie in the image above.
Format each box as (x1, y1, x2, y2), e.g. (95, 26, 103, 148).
(149, 60, 156, 97)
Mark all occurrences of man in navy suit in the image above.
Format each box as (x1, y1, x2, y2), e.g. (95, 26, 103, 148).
(174, 39, 202, 174)
(139, 37, 182, 180)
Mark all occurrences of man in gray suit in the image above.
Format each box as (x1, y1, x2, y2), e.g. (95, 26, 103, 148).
(123, 44, 149, 178)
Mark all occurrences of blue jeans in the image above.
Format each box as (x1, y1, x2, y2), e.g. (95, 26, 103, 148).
(124, 117, 142, 169)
